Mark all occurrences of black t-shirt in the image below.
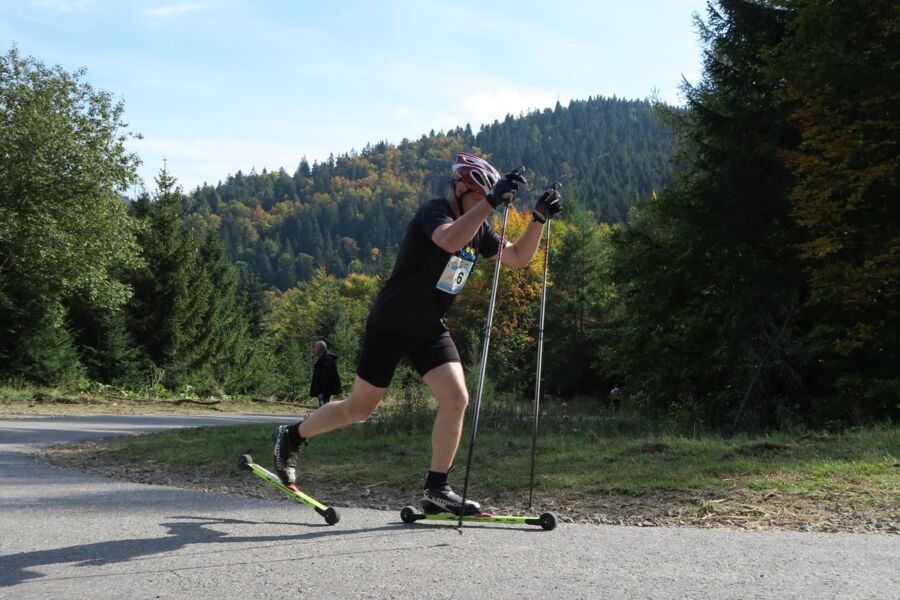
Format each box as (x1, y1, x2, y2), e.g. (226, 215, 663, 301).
(367, 198, 502, 337)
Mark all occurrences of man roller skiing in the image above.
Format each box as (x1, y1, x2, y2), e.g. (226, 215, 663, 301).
(273, 152, 562, 515)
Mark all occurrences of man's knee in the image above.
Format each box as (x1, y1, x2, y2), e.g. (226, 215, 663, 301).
(424, 362, 469, 413)
(443, 389, 469, 413)
(342, 383, 384, 421)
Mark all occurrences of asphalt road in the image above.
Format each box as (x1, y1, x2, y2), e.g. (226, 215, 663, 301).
(0, 415, 897, 599)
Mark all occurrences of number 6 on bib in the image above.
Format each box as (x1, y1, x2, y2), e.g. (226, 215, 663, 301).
(436, 255, 474, 295)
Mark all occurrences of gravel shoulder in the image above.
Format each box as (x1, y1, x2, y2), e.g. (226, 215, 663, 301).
(41, 432, 899, 535)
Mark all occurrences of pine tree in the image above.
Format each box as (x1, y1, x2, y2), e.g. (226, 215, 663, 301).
(608, 0, 803, 428)
(774, 0, 900, 418)
(238, 271, 267, 339)
(127, 167, 251, 393)
(544, 199, 612, 397)
(192, 229, 251, 392)
(2, 297, 83, 385)
(126, 167, 185, 377)
(70, 301, 144, 387)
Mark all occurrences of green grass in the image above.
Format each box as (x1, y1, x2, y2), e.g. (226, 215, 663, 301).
(0, 383, 307, 414)
(0, 386, 36, 402)
(94, 402, 900, 510)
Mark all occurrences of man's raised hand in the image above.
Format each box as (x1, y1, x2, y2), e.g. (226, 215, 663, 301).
(487, 166, 527, 208)
(533, 182, 562, 223)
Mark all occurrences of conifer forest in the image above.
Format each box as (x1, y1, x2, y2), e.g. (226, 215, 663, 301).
(1, 0, 896, 430)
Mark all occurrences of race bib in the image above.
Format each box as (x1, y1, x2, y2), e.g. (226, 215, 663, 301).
(436, 255, 474, 295)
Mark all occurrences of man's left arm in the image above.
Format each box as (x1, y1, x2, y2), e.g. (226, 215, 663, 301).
(499, 220, 544, 268)
(497, 184, 562, 268)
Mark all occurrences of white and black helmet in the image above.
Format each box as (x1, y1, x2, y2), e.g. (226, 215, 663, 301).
(452, 152, 500, 196)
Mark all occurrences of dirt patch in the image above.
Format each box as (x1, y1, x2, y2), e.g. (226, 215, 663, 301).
(621, 442, 671, 456)
(737, 441, 795, 457)
(40, 437, 899, 535)
(719, 441, 798, 461)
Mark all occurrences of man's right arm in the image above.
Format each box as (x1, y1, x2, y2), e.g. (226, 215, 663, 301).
(430, 199, 493, 253)
(431, 168, 526, 252)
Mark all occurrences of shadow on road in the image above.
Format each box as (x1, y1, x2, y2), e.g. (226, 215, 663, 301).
(1, 515, 421, 587)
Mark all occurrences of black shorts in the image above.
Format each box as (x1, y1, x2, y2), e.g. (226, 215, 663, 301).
(356, 327, 461, 388)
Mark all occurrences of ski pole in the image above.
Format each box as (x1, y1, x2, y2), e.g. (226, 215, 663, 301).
(457, 194, 515, 532)
(528, 183, 557, 509)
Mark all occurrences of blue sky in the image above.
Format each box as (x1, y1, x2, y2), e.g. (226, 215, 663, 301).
(1, 1, 707, 192)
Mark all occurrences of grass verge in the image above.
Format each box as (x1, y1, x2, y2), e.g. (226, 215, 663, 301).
(42, 399, 900, 533)
(0, 384, 309, 415)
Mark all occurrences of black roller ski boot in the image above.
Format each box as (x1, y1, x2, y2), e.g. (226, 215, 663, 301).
(422, 483, 482, 516)
(272, 424, 303, 486)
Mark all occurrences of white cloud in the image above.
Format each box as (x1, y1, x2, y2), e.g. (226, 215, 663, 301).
(463, 88, 560, 124)
(132, 135, 307, 165)
(129, 134, 333, 189)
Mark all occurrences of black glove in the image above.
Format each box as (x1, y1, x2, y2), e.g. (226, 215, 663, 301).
(486, 166, 527, 209)
(533, 183, 562, 223)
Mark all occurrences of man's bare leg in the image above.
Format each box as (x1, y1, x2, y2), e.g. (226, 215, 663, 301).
(422, 361, 469, 473)
(274, 375, 384, 485)
(421, 361, 481, 514)
(298, 375, 385, 439)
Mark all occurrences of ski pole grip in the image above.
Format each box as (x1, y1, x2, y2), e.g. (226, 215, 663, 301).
(509, 166, 526, 182)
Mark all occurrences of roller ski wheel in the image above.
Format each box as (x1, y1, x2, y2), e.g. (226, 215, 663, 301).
(400, 505, 420, 524)
(317, 506, 341, 525)
(238, 453, 253, 471)
(538, 511, 558, 531)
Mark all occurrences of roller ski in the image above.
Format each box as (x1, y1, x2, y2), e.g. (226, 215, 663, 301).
(400, 483, 557, 530)
(237, 453, 340, 526)
(400, 498, 557, 531)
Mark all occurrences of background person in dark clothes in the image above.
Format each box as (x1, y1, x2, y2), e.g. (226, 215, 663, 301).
(310, 340, 342, 407)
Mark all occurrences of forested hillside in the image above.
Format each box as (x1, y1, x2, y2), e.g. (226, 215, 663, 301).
(184, 97, 677, 290)
(3, 0, 896, 430)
